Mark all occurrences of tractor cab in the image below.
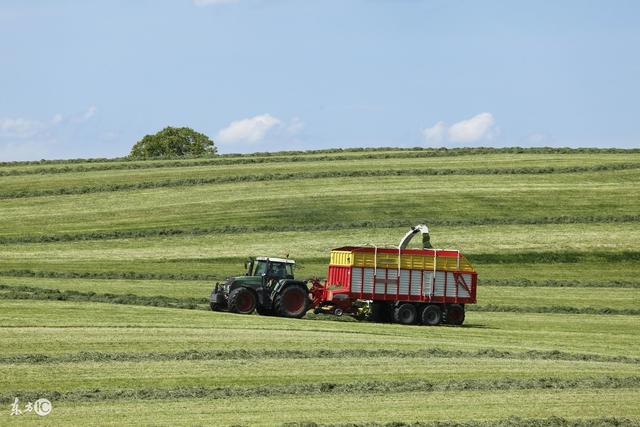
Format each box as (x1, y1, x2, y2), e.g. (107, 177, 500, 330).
(252, 257, 295, 280)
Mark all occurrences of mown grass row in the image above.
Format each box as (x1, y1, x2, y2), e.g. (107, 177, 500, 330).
(3, 146, 638, 168)
(0, 151, 560, 176)
(0, 153, 417, 176)
(3, 271, 636, 289)
(0, 284, 207, 309)
(2, 348, 637, 365)
(3, 275, 636, 312)
(1, 249, 637, 269)
(282, 417, 639, 427)
(482, 279, 640, 288)
(470, 250, 640, 264)
(1, 262, 638, 287)
(1, 283, 637, 316)
(11, 155, 638, 196)
(2, 149, 639, 177)
(469, 304, 640, 316)
(2, 300, 636, 357)
(2, 163, 639, 199)
(0, 152, 433, 177)
(0, 269, 216, 280)
(1, 214, 637, 244)
(1, 375, 637, 404)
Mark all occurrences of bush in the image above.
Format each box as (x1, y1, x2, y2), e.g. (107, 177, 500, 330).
(129, 127, 216, 159)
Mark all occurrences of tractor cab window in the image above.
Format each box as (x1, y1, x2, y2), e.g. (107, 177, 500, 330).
(253, 260, 268, 276)
(270, 262, 294, 279)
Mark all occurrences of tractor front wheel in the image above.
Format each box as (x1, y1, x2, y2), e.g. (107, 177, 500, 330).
(228, 288, 257, 314)
(275, 285, 309, 318)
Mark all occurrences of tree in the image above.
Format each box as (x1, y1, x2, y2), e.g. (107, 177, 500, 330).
(129, 127, 217, 159)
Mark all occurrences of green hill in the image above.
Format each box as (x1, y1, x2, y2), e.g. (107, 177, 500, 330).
(1, 147, 639, 426)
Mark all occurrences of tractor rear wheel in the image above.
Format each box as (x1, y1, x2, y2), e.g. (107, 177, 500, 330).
(228, 288, 257, 314)
(421, 304, 442, 326)
(275, 285, 309, 318)
(445, 304, 465, 325)
(394, 303, 417, 325)
(369, 301, 392, 323)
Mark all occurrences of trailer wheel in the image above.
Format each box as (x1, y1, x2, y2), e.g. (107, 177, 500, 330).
(445, 304, 465, 325)
(421, 304, 442, 326)
(394, 303, 417, 325)
(275, 285, 309, 318)
(369, 301, 392, 323)
(228, 287, 257, 314)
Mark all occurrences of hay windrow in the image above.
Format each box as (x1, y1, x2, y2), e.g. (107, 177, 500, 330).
(281, 417, 640, 427)
(0, 284, 207, 310)
(1, 348, 637, 366)
(1, 376, 638, 404)
(2, 163, 639, 199)
(2, 146, 638, 169)
(481, 279, 640, 288)
(1, 214, 638, 244)
(1, 283, 637, 316)
(469, 304, 640, 316)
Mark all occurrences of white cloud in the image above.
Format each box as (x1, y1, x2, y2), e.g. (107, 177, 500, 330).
(193, 0, 239, 6)
(421, 121, 445, 145)
(217, 113, 303, 145)
(0, 117, 46, 139)
(217, 114, 281, 144)
(0, 106, 98, 161)
(448, 112, 498, 143)
(0, 115, 60, 161)
(421, 112, 499, 145)
(0, 106, 98, 141)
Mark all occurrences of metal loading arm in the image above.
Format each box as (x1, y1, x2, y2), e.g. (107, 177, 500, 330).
(399, 224, 432, 250)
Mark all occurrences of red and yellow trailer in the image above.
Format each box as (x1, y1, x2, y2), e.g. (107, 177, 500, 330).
(311, 238, 477, 325)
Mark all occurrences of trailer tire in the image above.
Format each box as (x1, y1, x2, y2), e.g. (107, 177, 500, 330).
(369, 301, 392, 323)
(421, 304, 442, 326)
(394, 303, 417, 325)
(445, 304, 465, 325)
(274, 285, 309, 318)
(228, 287, 257, 314)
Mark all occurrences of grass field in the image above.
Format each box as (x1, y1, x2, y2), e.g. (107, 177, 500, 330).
(0, 148, 638, 426)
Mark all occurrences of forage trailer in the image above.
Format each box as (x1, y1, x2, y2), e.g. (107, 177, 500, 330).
(309, 225, 477, 325)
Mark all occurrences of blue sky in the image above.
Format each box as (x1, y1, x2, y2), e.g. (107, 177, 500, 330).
(0, 0, 639, 160)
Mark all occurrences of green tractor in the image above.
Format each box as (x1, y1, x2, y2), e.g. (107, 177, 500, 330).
(210, 257, 310, 318)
